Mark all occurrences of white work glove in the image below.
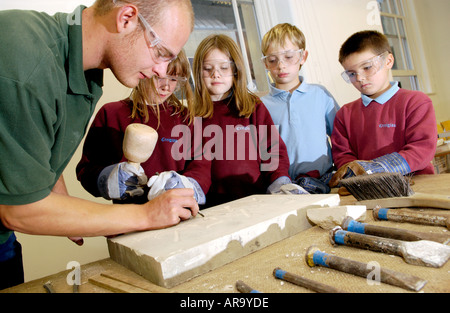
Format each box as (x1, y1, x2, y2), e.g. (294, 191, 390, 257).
(147, 171, 206, 205)
(97, 162, 148, 200)
(267, 176, 309, 195)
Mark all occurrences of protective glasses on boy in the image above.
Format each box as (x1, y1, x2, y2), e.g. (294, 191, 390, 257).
(261, 49, 304, 69)
(202, 61, 236, 78)
(341, 51, 389, 84)
(112, 0, 177, 63)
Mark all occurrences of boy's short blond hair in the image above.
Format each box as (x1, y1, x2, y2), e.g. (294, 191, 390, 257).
(261, 23, 306, 56)
(339, 30, 392, 64)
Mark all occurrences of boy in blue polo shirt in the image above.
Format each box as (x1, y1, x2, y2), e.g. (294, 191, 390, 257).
(261, 23, 340, 193)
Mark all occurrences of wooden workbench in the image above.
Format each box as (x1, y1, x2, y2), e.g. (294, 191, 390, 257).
(2, 174, 449, 294)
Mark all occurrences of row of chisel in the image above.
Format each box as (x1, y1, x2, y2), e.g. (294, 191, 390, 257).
(237, 207, 450, 293)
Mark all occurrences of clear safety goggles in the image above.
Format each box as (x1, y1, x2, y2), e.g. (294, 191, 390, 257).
(137, 14, 177, 63)
(202, 61, 236, 78)
(261, 49, 304, 69)
(341, 51, 389, 84)
(112, 0, 177, 63)
(155, 75, 187, 92)
(156, 75, 187, 85)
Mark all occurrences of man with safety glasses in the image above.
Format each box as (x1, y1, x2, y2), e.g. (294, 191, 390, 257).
(330, 30, 437, 187)
(0, 0, 197, 290)
(261, 23, 340, 195)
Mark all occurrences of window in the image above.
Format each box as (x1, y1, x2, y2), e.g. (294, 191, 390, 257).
(184, 0, 266, 94)
(379, 0, 419, 90)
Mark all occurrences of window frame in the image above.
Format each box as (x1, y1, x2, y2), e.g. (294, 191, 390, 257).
(379, 0, 434, 93)
(188, 0, 267, 94)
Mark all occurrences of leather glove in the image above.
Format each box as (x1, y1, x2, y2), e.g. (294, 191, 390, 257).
(147, 171, 206, 205)
(267, 176, 309, 195)
(296, 176, 331, 194)
(329, 161, 368, 187)
(329, 152, 410, 187)
(97, 162, 148, 200)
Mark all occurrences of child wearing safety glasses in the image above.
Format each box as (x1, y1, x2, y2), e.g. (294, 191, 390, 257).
(183, 34, 307, 208)
(330, 30, 437, 188)
(261, 23, 340, 194)
(76, 50, 206, 205)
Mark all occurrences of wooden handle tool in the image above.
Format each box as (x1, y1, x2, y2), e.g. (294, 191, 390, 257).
(373, 207, 450, 229)
(235, 280, 261, 293)
(305, 246, 427, 292)
(273, 268, 345, 293)
(357, 193, 450, 210)
(329, 226, 450, 268)
(340, 173, 450, 210)
(342, 216, 450, 244)
(43, 281, 56, 293)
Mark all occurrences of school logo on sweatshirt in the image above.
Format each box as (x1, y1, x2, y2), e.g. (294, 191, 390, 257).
(161, 137, 178, 143)
(379, 123, 396, 128)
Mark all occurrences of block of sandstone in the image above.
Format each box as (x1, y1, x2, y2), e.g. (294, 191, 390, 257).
(108, 194, 340, 288)
(306, 205, 367, 230)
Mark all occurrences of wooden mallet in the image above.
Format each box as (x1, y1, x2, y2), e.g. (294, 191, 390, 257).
(122, 124, 158, 197)
(123, 123, 158, 170)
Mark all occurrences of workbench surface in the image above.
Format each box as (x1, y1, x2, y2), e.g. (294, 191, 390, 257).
(3, 174, 450, 293)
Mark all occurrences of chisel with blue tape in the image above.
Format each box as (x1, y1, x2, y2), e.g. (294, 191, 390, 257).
(305, 245, 427, 292)
(342, 216, 450, 244)
(329, 226, 450, 268)
(235, 280, 261, 293)
(273, 268, 345, 293)
(373, 207, 450, 230)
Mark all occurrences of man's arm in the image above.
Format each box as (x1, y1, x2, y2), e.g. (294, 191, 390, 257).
(52, 175, 69, 195)
(0, 188, 198, 238)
